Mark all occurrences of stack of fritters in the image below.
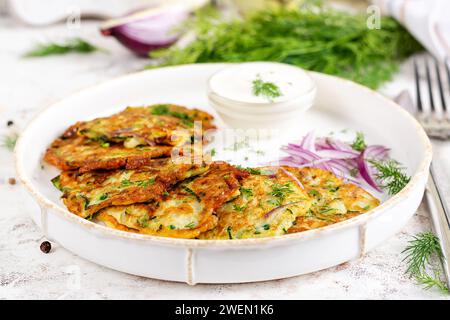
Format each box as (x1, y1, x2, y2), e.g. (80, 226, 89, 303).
(45, 104, 380, 239)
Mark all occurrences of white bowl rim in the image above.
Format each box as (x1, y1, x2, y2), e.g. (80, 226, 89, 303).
(15, 63, 432, 248)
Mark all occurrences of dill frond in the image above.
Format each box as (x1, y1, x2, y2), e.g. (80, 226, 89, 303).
(369, 159, 410, 195)
(402, 232, 449, 294)
(24, 38, 101, 57)
(2, 133, 18, 151)
(351, 132, 366, 151)
(252, 75, 282, 101)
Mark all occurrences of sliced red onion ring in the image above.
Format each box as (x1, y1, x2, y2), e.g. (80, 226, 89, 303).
(264, 201, 304, 219)
(300, 131, 316, 153)
(279, 167, 304, 189)
(356, 147, 383, 192)
(364, 145, 390, 160)
(315, 149, 359, 159)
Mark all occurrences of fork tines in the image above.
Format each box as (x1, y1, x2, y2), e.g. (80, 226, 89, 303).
(414, 56, 450, 139)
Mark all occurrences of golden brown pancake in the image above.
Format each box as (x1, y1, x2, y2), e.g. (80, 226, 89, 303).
(63, 104, 216, 148)
(97, 163, 248, 238)
(52, 158, 209, 218)
(200, 167, 312, 239)
(284, 167, 380, 233)
(44, 136, 173, 172)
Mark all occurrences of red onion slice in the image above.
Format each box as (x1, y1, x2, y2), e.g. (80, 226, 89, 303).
(356, 147, 382, 192)
(264, 201, 304, 219)
(279, 167, 304, 189)
(300, 131, 316, 153)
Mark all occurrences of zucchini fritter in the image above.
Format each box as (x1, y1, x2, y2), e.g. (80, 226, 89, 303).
(200, 167, 312, 239)
(284, 167, 380, 233)
(52, 158, 209, 218)
(97, 163, 248, 238)
(44, 136, 172, 172)
(63, 104, 216, 148)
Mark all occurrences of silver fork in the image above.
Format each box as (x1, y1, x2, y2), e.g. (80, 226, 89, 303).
(413, 55, 450, 288)
(414, 56, 450, 139)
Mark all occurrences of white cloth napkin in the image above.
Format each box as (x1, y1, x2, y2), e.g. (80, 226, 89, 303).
(373, 0, 450, 61)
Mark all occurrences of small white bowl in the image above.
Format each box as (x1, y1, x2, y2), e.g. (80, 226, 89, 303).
(207, 62, 316, 129)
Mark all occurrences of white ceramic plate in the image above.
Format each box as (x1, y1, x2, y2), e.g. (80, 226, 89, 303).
(15, 63, 432, 284)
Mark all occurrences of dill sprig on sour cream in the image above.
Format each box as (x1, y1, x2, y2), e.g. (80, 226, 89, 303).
(252, 75, 282, 101)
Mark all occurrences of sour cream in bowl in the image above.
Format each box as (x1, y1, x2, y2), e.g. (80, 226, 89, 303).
(207, 62, 316, 129)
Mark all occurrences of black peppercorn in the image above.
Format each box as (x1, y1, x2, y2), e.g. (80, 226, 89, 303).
(40, 241, 51, 253)
(7, 120, 13, 127)
(8, 178, 16, 185)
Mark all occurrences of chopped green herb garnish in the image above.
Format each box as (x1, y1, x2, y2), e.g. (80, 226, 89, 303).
(24, 38, 102, 57)
(308, 189, 320, 197)
(78, 195, 91, 210)
(236, 166, 262, 175)
(328, 186, 339, 193)
(270, 183, 294, 205)
(2, 133, 18, 151)
(233, 204, 247, 212)
(240, 187, 253, 197)
(402, 232, 449, 293)
(263, 224, 270, 230)
(135, 178, 156, 188)
(137, 215, 150, 228)
(183, 186, 200, 201)
(185, 222, 196, 229)
(369, 160, 410, 195)
(98, 193, 109, 201)
(318, 205, 335, 214)
(252, 75, 282, 101)
(351, 132, 366, 151)
(121, 179, 132, 187)
(210, 148, 216, 156)
(169, 225, 176, 230)
(227, 226, 233, 239)
(150, 104, 194, 126)
(51, 176, 62, 191)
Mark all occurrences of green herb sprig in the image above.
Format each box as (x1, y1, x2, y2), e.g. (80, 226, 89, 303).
(402, 232, 449, 294)
(351, 132, 366, 152)
(252, 75, 282, 101)
(369, 160, 410, 195)
(270, 183, 294, 205)
(150, 6, 422, 89)
(24, 38, 102, 57)
(2, 133, 18, 151)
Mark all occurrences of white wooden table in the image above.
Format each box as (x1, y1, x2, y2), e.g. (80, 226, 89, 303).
(1, 18, 449, 300)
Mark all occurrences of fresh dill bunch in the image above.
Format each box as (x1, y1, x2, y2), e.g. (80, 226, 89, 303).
(24, 38, 102, 57)
(252, 75, 282, 100)
(351, 132, 366, 151)
(369, 159, 410, 195)
(402, 232, 449, 294)
(150, 6, 422, 89)
(2, 133, 18, 151)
